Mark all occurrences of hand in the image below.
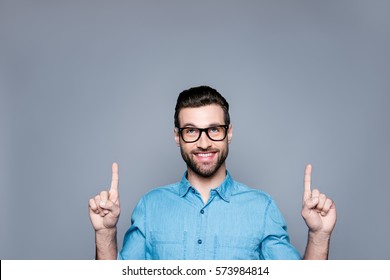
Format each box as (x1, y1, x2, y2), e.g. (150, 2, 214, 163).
(89, 162, 121, 232)
(301, 164, 336, 235)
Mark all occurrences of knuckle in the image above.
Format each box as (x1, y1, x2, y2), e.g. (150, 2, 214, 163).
(89, 199, 95, 207)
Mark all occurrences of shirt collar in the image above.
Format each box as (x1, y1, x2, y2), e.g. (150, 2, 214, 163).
(178, 171, 234, 202)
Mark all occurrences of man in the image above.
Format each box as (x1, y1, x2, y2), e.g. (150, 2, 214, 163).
(88, 85, 336, 260)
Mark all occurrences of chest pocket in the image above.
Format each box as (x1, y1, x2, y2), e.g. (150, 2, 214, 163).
(150, 231, 187, 260)
(214, 235, 260, 260)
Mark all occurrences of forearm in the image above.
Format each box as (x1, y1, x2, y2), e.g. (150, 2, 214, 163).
(303, 231, 331, 260)
(95, 228, 118, 260)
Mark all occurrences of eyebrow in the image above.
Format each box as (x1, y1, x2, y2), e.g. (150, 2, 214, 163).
(181, 122, 224, 128)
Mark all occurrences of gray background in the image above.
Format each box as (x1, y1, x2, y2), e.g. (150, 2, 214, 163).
(1, 0, 389, 260)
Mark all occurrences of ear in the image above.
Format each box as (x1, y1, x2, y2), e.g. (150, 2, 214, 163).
(174, 128, 180, 146)
(227, 124, 233, 144)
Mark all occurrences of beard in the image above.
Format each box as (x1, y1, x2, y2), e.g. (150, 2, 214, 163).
(180, 145, 229, 178)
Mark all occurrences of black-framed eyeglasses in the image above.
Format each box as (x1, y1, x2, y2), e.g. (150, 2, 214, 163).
(177, 125, 229, 143)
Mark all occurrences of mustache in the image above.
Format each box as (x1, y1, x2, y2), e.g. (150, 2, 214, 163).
(192, 148, 219, 154)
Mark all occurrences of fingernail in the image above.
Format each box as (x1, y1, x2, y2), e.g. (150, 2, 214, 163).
(100, 201, 106, 207)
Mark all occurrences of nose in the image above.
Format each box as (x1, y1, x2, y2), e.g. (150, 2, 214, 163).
(197, 130, 212, 149)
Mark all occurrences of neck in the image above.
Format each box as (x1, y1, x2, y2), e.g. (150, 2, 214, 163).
(187, 164, 227, 204)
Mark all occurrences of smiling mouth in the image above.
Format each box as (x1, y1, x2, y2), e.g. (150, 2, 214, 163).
(196, 152, 214, 157)
(193, 150, 218, 160)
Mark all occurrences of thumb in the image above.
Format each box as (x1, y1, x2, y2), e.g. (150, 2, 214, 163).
(99, 200, 120, 217)
(302, 196, 319, 218)
(304, 196, 319, 210)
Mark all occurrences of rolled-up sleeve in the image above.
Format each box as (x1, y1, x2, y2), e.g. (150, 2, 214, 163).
(118, 198, 147, 260)
(260, 199, 301, 260)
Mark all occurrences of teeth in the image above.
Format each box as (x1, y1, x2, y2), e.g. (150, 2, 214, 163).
(197, 153, 213, 157)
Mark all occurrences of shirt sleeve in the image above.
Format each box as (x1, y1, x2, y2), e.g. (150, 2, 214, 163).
(118, 197, 147, 260)
(260, 199, 302, 260)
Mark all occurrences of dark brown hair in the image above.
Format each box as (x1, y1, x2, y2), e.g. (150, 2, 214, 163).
(174, 85, 230, 128)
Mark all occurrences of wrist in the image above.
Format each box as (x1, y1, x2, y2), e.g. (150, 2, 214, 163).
(95, 227, 117, 242)
(95, 228, 118, 260)
(96, 227, 117, 235)
(308, 230, 331, 245)
(303, 231, 331, 260)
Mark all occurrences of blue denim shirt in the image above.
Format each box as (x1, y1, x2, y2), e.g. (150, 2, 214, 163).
(118, 171, 301, 260)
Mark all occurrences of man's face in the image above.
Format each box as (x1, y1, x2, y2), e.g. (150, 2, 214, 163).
(174, 104, 232, 178)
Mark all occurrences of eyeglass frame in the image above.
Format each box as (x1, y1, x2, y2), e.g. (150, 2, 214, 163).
(177, 125, 229, 143)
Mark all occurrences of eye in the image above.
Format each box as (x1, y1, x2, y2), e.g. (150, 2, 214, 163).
(209, 127, 221, 133)
(185, 128, 198, 134)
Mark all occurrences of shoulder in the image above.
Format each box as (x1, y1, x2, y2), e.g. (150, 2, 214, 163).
(140, 182, 181, 202)
(232, 180, 272, 198)
(230, 180, 275, 205)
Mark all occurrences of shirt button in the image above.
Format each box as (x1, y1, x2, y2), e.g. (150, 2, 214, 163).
(191, 188, 195, 193)
(197, 239, 202, 244)
(200, 209, 204, 214)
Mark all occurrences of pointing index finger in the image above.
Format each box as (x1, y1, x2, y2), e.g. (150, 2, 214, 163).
(109, 162, 119, 200)
(303, 164, 312, 202)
